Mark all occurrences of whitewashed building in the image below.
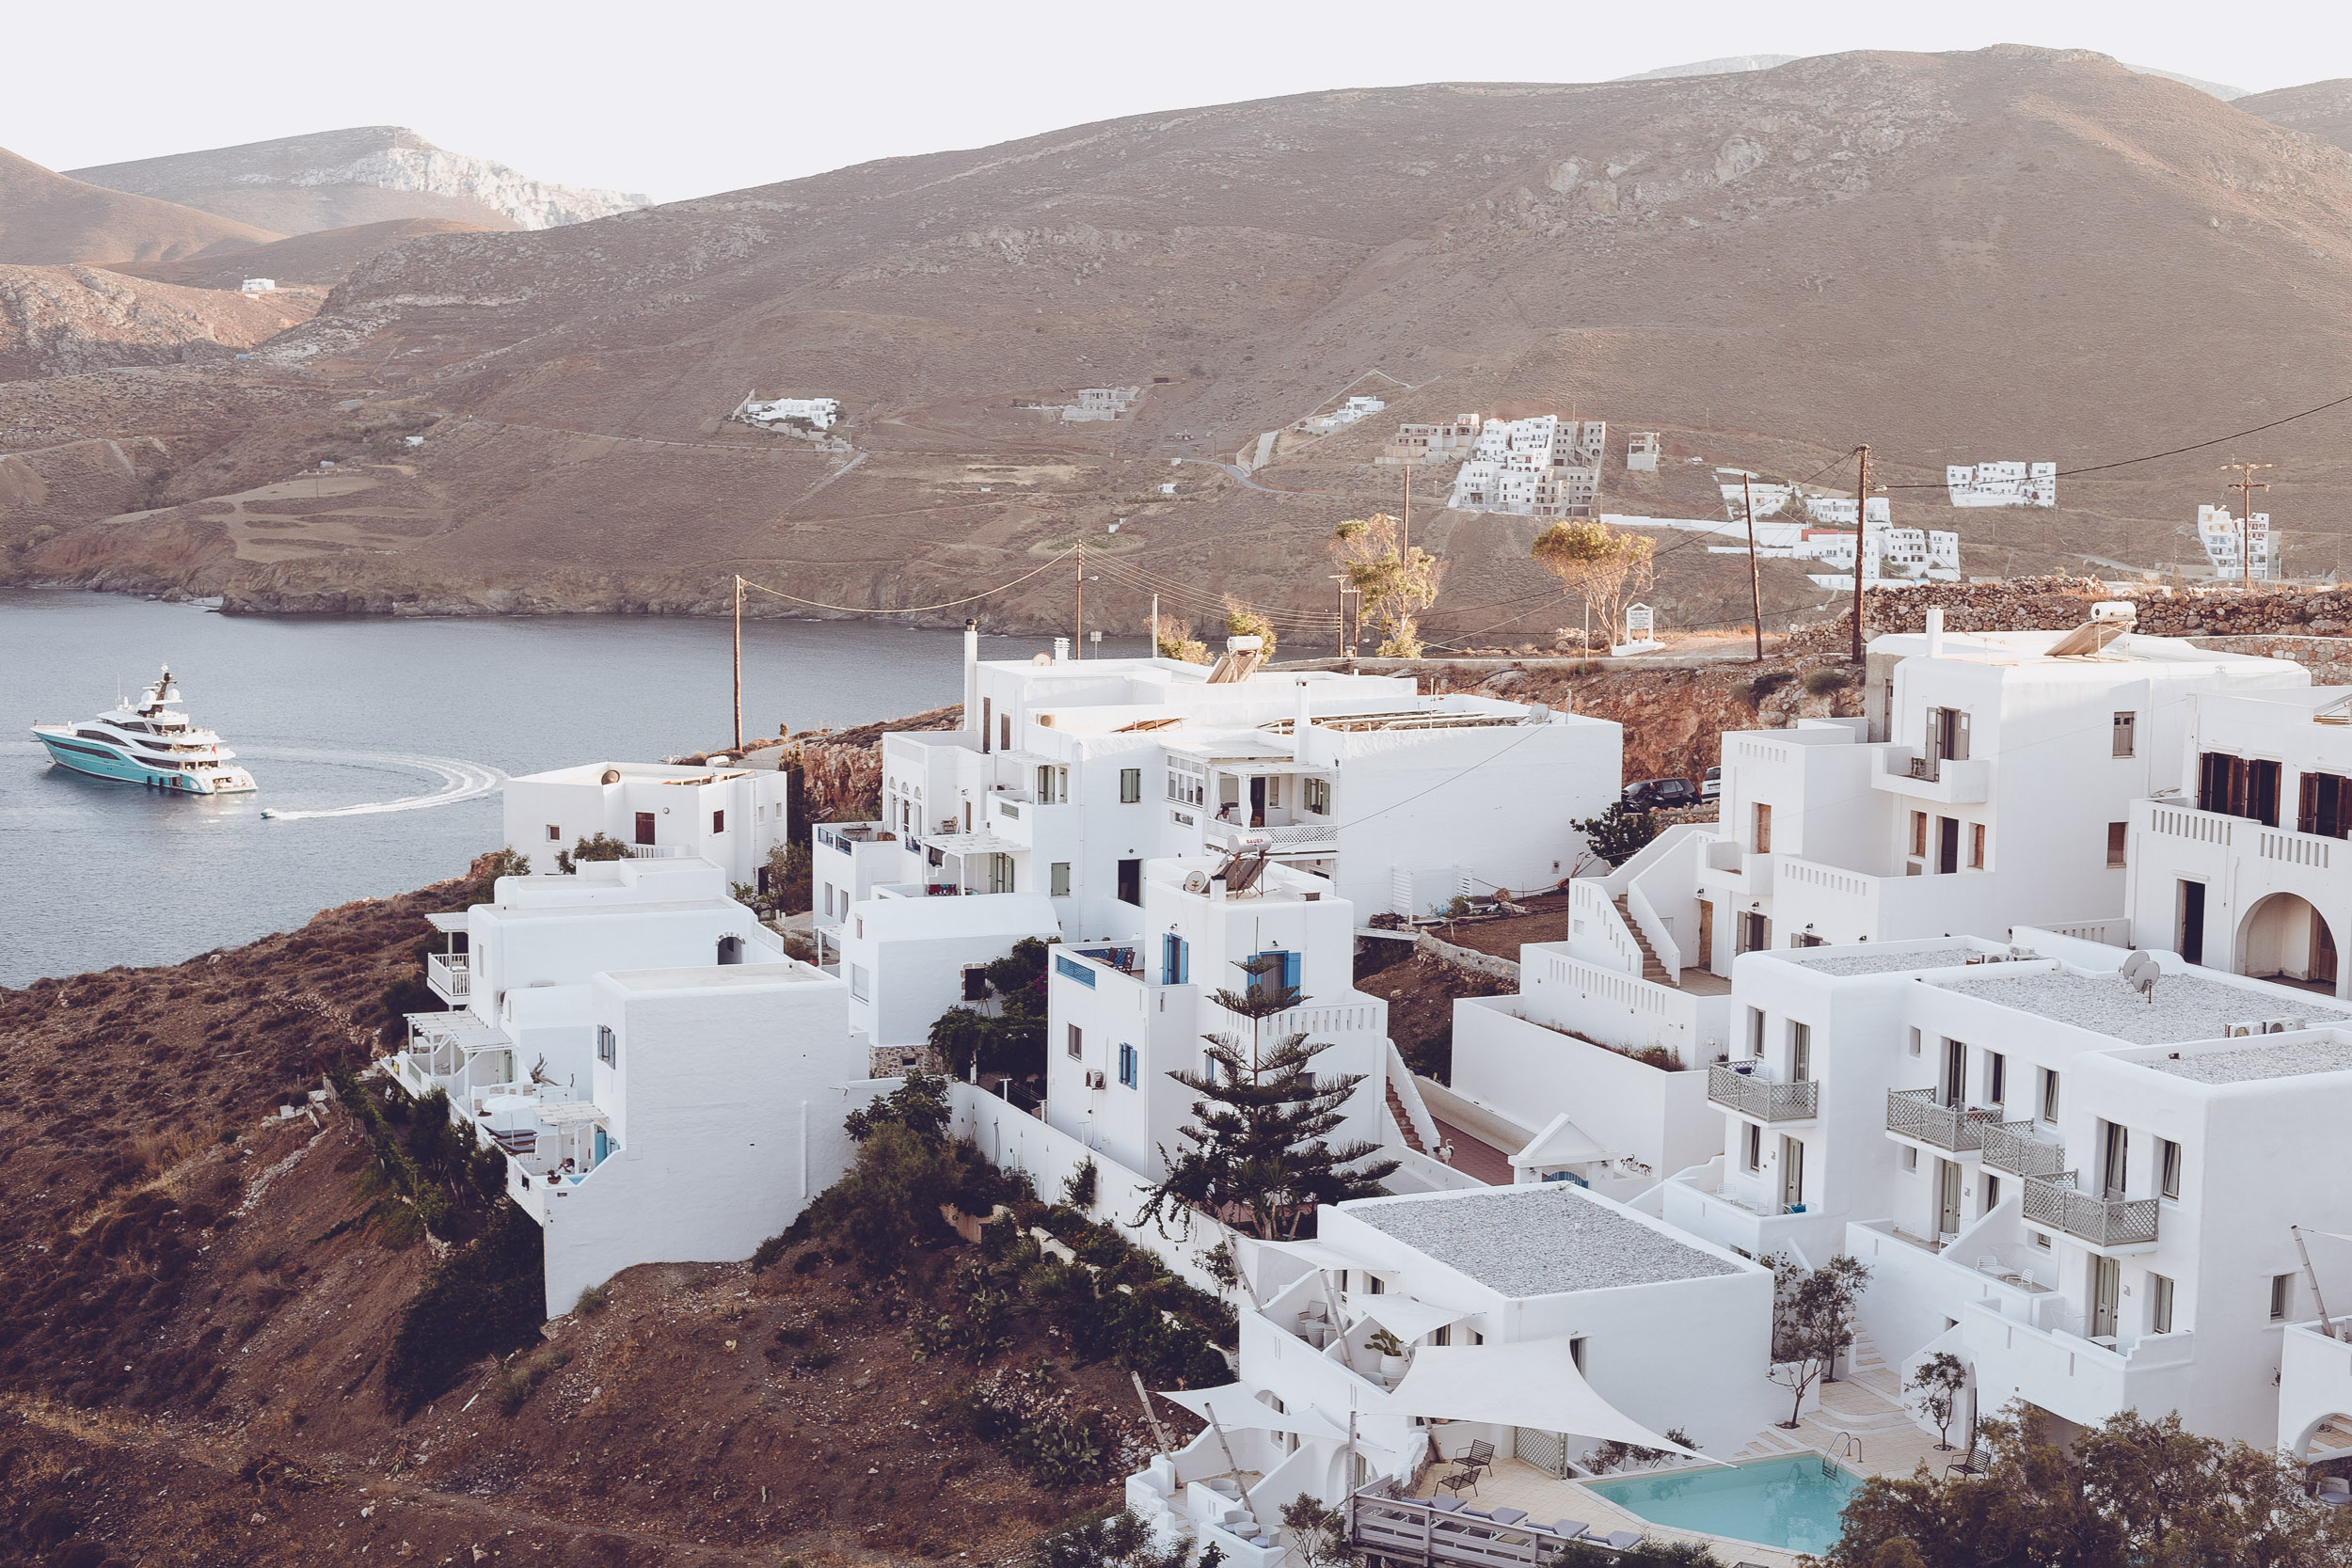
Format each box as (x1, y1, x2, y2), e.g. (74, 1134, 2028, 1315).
(1946, 462, 2057, 509)
(2197, 505, 2277, 581)
(502, 759, 794, 889)
(390, 857, 864, 1314)
(736, 394, 843, 432)
(1449, 416, 1606, 518)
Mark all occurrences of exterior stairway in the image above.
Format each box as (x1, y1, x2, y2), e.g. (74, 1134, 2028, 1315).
(1613, 895, 1674, 984)
(1386, 1082, 1427, 1154)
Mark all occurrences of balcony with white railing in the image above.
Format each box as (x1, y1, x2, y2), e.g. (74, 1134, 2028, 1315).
(2022, 1172, 2160, 1253)
(623, 843, 693, 861)
(1662, 1157, 1815, 1255)
(1980, 1120, 2067, 1180)
(1962, 1297, 2194, 1430)
(426, 950, 470, 1003)
(1885, 1087, 1997, 1153)
(1871, 747, 1991, 804)
(1707, 1062, 1819, 1122)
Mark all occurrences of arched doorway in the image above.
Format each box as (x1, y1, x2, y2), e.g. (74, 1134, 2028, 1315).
(2237, 894, 2339, 995)
(2292, 1410, 2352, 1465)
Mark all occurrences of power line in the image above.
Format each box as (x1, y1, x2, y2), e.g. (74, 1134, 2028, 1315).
(737, 548, 1077, 614)
(1879, 388, 2352, 488)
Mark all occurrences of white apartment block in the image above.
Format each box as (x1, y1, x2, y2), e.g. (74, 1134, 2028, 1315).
(811, 627, 1620, 1055)
(1653, 933, 2352, 1448)
(1063, 387, 1142, 421)
(1448, 416, 1606, 518)
(1625, 432, 1661, 472)
(2127, 684, 2352, 997)
(390, 857, 864, 1314)
(737, 394, 842, 431)
(1946, 461, 2057, 509)
(1792, 522, 1962, 590)
(1378, 416, 1485, 465)
(2197, 505, 2277, 580)
(1297, 395, 1386, 435)
(1128, 1184, 1777, 1563)
(502, 759, 794, 889)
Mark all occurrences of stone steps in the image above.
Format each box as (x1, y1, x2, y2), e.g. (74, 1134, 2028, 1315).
(1613, 895, 1673, 983)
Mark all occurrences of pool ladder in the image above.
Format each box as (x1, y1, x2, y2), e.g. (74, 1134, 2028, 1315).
(1824, 1432, 1862, 1476)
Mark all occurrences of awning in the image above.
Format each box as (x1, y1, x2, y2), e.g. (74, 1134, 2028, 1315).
(1340, 1291, 1475, 1345)
(1510, 1112, 1619, 1171)
(426, 911, 469, 932)
(1160, 1385, 1350, 1440)
(926, 832, 1019, 857)
(1377, 1338, 1708, 1460)
(537, 1101, 610, 1127)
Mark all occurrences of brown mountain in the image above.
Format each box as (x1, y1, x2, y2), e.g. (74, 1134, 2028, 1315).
(0, 148, 280, 265)
(13, 46, 2352, 637)
(109, 217, 492, 291)
(0, 266, 320, 379)
(2238, 78, 2352, 152)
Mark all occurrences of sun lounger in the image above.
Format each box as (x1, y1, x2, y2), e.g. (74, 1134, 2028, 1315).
(1593, 1530, 1644, 1549)
(1545, 1520, 1590, 1539)
(1487, 1509, 1529, 1526)
(1428, 1496, 1466, 1513)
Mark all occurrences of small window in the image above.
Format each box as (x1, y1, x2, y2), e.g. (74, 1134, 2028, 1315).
(1305, 778, 1331, 816)
(1909, 811, 1927, 858)
(1120, 768, 1141, 803)
(1900, 1146, 1918, 1172)
(596, 1025, 616, 1067)
(546, 823, 562, 843)
(1982, 1173, 2000, 1212)
(1744, 1122, 1763, 1172)
(1788, 1021, 1812, 1082)
(1118, 1042, 1137, 1088)
(2113, 712, 2137, 758)
(999, 713, 1011, 751)
(1908, 1027, 1922, 1057)
(855, 915, 865, 940)
(1067, 1023, 1083, 1060)
(2151, 1274, 2175, 1334)
(1748, 1006, 1766, 1058)
(1754, 802, 1773, 854)
(2033, 1230, 2052, 1249)
(2159, 1138, 2183, 1200)
(712, 809, 725, 834)
(634, 810, 657, 846)
(849, 964, 869, 1002)
(2107, 822, 2128, 869)
(2040, 1068, 2060, 1125)
(2272, 1273, 2295, 1323)
(1050, 862, 1072, 897)
(1986, 1051, 2007, 1106)
(1969, 823, 1986, 869)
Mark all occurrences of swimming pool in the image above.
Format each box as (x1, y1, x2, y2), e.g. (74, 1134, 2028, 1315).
(1581, 1455, 1863, 1555)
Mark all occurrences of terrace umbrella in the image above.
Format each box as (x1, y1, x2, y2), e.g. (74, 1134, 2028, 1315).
(1376, 1338, 1713, 1461)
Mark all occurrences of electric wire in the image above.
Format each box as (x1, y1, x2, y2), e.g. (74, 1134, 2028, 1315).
(737, 548, 1078, 614)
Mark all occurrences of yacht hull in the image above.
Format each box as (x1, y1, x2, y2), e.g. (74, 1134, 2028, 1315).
(32, 729, 256, 794)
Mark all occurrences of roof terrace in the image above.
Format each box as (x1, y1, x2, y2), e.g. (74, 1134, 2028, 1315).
(1342, 1185, 1740, 1298)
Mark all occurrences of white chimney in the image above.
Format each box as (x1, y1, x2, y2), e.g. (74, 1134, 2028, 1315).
(1054, 636, 1070, 664)
(962, 618, 980, 730)
(1294, 678, 1312, 762)
(1926, 606, 1945, 659)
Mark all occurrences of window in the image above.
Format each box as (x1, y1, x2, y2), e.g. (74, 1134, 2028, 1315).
(1118, 1042, 1137, 1088)
(1248, 950, 1301, 1002)
(1120, 768, 1142, 803)
(2107, 822, 2128, 869)
(2151, 1273, 2175, 1335)
(2199, 752, 2281, 826)
(2300, 771, 2352, 839)
(2040, 1067, 2060, 1125)
(1161, 934, 1190, 986)
(981, 697, 993, 753)
(2112, 712, 2137, 758)
(1754, 802, 1772, 854)
(1304, 778, 1331, 816)
(1900, 1146, 1918, 1171)
(2272, 1273, 2295, 1323)
(1067, 1023, 1084, 1060)
(712, 809, 725, 834)
(1050, 862, 1072, 897)
(1788, 1021, 1812, 1082)
(1037, 765, 1069, 804)
(1909, 811, 1927, 859)
(1969, 822, 1986, 869)
(1744, 1122, 1763, 1172)
(1748, 1006, 1767, 1059)
(634, 810, 657, 846)
(1054, 954, 1096, 989)
(546, 823, 561, 843)
(1982, 1174, 2000, 1212)
(849, 964, 869, 1002)
(2159, 1138, 2183, 1200)
(1986, 1051, 2007, 1106)
(1908, 1027, 1922, 1057)
(596, 1025, 616, 1067)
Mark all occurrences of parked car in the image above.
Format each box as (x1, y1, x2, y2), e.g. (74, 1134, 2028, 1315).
(1700, 767, 1722, 803)
(1621, 777, 1700, 810)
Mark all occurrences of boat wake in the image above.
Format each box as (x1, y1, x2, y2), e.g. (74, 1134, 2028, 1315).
(243, 748, 507, 820)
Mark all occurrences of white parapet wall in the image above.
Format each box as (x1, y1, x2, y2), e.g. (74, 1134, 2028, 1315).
(1448, 995, 1719, 1181)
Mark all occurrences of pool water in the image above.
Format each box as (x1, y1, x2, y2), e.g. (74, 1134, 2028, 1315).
(1581, 1455, 1862, 1554)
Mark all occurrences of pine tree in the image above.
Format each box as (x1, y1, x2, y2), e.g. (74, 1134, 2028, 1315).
(1138, 954, 1399, 1241)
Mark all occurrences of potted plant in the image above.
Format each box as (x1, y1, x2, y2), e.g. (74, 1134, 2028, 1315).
(1368, 1325, 1411, 1377)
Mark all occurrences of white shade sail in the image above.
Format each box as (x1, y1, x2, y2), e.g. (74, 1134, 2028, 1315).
(1378, 1338, 1708, 1460)
(1160, 1385, 1351, 1441)
(1341, 1291, 1475, 1345)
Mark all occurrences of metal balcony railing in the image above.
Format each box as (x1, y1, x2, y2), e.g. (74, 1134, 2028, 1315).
(1980, 1119, 2068, 1180)
(2023, 1172, 2160, 1248)
(1886, 1087, 1997, 1152)
(1708, 1064, 1820, 1122)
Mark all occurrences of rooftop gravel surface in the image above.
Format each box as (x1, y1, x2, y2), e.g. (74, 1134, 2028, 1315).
(2148, 1037, 2352, 1084)
(1345, 1184, 1738, 1297)
(1932, 968, 2352, 1044)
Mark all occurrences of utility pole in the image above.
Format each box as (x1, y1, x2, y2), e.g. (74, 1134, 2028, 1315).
(1741, 475, 1764, 662)
(1329, 576, 1347, 658)
(732, 574, 744, 753)
(1074, 537, 1084, 657)
(1851, 446, 1871, 663)
(2220, 462, 2273, 590)
(1150, 593, 1160, 658)
(1400, 462, 1411, 560)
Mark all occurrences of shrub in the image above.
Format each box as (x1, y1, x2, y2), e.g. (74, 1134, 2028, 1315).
(495, 1345, 572, 1415)
(786, 1122, 957, 1275)
(1740, 670, 1796, 705)
(1803, 666, 1853, 696)
(573, 1282, 611, 1316)
(1060, 1159, 1098, 1211)
(384, 1201, 546, 1412)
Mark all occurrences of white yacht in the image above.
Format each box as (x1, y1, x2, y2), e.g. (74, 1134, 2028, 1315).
(31, 666, 256, 795)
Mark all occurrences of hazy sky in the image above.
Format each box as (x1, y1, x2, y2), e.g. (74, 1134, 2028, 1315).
(10, 0, 2348, 203)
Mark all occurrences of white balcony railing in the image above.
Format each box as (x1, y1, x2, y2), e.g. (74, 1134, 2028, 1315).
(1886, 1087, 1997, 1152)
(1708, 1063, 1819, 1121)
(1981, 1120, 2068, 1180)
(2023, 1173, 2159, 1248)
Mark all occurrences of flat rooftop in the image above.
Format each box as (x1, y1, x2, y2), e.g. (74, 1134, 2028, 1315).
(1932, 967, 2352, 1045)
(2145, 1036, 2352, 1085)
(1784, 946, 1983, 977)
(1343, 1185, 1739, 1297)
(605, 963, 818, 991)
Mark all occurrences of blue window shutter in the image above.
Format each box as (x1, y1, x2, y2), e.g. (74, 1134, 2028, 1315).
(1283, 952, 1301, 992)
(1179, 939, 1189, 985)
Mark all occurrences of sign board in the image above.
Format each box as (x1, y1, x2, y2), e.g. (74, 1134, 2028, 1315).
(1624, 603, 1654, 640)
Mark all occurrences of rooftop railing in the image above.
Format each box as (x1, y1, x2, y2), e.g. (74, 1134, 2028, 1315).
(1981, 1119, 2068, 1180)
(1708, 1063, 1819, 1122)
(1886, 1087, 1997, 1152)
(2023, 1172, 2159, 1248)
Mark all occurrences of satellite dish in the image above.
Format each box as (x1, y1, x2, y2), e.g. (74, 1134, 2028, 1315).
(1031, 652, 1055, 666)
(1182, 870, 1214, 895)
(600, 768, 621, 784)
(2121, 950, 2161, 1004)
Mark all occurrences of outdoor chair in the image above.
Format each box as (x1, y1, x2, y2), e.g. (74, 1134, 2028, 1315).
(1455, 1438, 1497, 1470)
(1437, 1465, 1481, 1497)
(1593, 1530, 1644, 1549)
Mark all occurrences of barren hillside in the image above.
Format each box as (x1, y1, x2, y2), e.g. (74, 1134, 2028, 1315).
(67, 127, 652, 234)
(14, 48, 2352, 636)
(0, 149, 280, 266)
(0, 267, 322, 379)
(2239, 78, 2352, 152)
(109, 217, 492, 291)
